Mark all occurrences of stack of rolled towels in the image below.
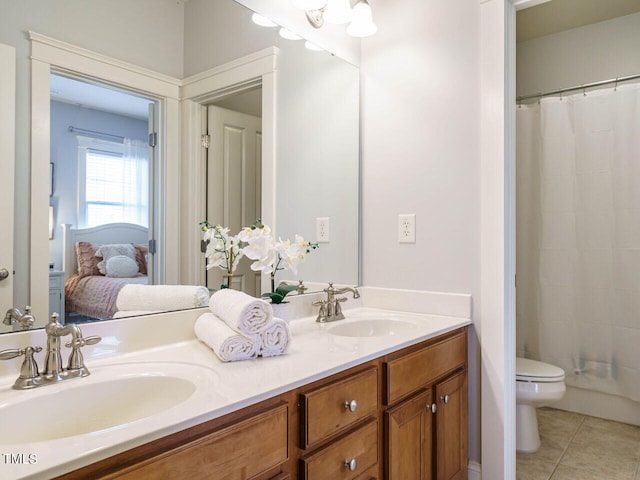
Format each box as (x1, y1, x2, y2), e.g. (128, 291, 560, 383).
(194, 289, 291, 362)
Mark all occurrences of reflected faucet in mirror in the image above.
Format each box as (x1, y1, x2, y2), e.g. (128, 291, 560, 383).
(3, 306, 35, 330)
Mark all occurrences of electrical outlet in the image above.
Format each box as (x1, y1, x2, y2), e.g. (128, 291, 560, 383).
(316, 217, 330, 243)
(398, 214, 416, 243)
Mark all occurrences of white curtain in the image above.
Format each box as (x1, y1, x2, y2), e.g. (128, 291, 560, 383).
(122, 138, 149, 227)
(516, 83, 640, 402)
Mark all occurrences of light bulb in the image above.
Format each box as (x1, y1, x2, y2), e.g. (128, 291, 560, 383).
(292, 0, 327, 10)
(346, 0, 377, 37)
(323, 0, 352, 24)
(279, 28, 302, 41)
(251, 13, 277, 28)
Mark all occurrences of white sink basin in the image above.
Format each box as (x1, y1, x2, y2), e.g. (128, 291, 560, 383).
(0, 362, 219, 444)
(328, 319, 419, 337)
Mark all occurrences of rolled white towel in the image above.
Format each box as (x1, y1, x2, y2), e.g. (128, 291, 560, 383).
(209, 289, 272, 336)
(194, 313, 258, 362)
(258, 318, 291, 358)
(117, 284, 210, 312)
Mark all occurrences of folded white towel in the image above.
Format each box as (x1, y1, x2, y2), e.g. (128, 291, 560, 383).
(112, 310, 160, 319)
(194, 313, 258, 362)
(258, 317, 291, 358)
(209, 289, 273, 336)
(117, 284, 210, 312)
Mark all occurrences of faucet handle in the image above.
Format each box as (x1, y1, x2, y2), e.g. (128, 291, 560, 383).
(65, 335, 102, 349)
(1, 346, 42, 389)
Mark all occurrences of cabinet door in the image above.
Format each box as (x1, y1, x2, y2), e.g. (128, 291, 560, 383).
(385, 389, 433, 480)
(435, 371, 468, 480)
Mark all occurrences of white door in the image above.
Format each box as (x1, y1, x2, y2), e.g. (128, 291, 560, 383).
(0, 43, 16, 313)
(206, 105, 262, 296)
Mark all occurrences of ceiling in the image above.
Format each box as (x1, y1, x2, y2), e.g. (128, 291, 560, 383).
(517, 0, 640, 42)
(50, 74, 153, 120)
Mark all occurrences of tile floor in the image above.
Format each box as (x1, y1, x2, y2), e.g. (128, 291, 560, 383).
(516, 408, 640, 480)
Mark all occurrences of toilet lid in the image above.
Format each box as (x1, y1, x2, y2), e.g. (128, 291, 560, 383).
(516, 357, 565, 382)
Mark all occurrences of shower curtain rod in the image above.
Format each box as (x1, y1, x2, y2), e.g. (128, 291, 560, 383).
(68, 126, 124, 142)
(517, 72, 640, 102)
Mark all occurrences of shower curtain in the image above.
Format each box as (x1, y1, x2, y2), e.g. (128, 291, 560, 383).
(516, 83, 640, 403)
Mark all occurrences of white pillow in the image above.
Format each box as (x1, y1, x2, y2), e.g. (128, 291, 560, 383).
(105, 255, 139, 278)
(95, 244, 137, 275)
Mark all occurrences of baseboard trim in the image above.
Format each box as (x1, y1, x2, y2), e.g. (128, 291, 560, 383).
(468, 460, 482, 480)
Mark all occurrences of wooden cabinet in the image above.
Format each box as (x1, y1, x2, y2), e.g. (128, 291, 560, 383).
(383, 330, 468, 480)
(300, 419, 378, 480)
(435, 371, 468, 480)
(57, 327, 467, 480)
(385, 389, 433, 480)
(102, 403, 288, 480)
(300, 367, 378, 449)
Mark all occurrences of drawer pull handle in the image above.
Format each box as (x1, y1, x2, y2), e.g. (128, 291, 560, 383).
(440, 394, 449, 404)
(344, 399, 358, 412)
(344, 458, 357, 471)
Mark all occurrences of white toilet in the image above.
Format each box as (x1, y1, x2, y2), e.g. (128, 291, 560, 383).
(516, 357, 566, 453)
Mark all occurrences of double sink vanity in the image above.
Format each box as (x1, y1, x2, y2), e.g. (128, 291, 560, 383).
(0, 288, 471, 480)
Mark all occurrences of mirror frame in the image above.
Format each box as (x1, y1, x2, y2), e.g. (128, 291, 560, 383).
(29, 32, 182, 326)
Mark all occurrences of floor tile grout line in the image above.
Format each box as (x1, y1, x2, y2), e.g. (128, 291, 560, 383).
(547, 414, 586, 480)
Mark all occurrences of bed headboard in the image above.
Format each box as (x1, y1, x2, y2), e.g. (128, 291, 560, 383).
(62, 223, 149, 281)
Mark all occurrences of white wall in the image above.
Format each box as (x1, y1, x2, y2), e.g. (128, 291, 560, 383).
(0, 0, 184, 307)
(360, 0, 481, 465)
(517, 11, 640, 97)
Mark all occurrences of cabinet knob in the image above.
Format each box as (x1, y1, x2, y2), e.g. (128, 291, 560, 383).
(430, 402, 437, 413)
(344, 458, 357, 471)
(440, 394, 449, 404)
(344, 399, 358, 412)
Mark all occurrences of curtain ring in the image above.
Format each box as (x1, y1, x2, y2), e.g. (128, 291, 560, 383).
(582, 85, 586, 96)
(614, 77, 619, 91)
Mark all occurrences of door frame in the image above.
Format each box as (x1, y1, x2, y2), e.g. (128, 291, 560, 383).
(0, 43, 16, 314)
(180, 47, 278, 294)
(479, 0, 546, 478)
(29, 32, 181, 323)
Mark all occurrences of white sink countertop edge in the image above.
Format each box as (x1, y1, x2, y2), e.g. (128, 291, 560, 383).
(1, 307, 471, 479)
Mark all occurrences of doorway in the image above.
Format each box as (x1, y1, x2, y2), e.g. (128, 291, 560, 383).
(205, 87, 263, 295)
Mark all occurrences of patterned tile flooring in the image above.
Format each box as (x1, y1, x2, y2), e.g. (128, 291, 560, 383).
(517, 408, 640, 480)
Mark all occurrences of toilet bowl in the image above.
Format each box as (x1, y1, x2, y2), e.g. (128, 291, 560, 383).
(516, 357, 566, 453)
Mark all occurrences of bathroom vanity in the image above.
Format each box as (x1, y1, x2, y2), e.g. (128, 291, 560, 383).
(0, 293, 471, 480)
(57, 328, 467, 480)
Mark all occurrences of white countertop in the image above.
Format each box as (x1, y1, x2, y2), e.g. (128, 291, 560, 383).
(0, 305, 470, 480)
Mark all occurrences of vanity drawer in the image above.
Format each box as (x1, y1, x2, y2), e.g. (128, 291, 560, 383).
(108, 403, 288, 480)
(384, 330, 466, 405)
(300, 419, 378, 480)
(301, 367, 378, 448)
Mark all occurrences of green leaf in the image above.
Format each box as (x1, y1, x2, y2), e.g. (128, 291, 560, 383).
(262, 292, 286, 304)
(275, 284, 298, 296)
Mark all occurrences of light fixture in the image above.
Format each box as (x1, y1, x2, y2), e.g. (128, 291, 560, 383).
(294, 0, 377, 37)
(323, 0, 353, 25)
(251, 13, 277, 28)
(279, 27, 302, 40)
(346, 0, 377, 37)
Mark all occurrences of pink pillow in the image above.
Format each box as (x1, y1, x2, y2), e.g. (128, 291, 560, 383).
(75, 242, 102, 277)
(134, 244, 148, 275)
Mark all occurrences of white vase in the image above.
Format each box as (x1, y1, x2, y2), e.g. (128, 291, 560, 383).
(270, 302, 291, 322)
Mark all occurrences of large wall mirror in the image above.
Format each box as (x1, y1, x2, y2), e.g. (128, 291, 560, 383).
(1, 0, 360, 334)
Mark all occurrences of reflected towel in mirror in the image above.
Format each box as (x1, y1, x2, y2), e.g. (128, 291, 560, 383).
(116, 284, 210, 312)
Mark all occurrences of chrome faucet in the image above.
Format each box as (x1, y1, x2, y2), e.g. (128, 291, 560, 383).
(0, 313, 101, 389)
(3, 306, 35, 330)
(313, 282, 360, 323)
